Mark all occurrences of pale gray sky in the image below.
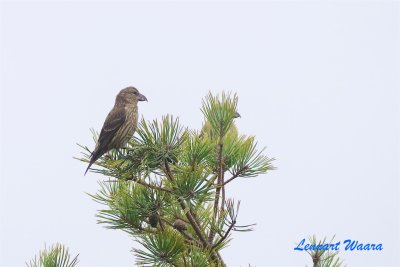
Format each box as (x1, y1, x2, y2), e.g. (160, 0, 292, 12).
(0, 1, 399, 266)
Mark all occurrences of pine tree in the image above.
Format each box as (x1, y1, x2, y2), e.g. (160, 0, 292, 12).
(76, 92, 275, 266)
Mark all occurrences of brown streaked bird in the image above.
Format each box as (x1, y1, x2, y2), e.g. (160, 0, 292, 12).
(85, 86, 147, 175)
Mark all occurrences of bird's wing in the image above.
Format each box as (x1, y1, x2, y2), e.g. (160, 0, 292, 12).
(85, 107, 126, 175)
(97, 106, 126, 149)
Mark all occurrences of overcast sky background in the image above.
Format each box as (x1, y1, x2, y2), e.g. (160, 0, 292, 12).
(0, 1, 399, 266)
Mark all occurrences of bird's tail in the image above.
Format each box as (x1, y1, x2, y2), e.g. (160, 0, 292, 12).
(84, 148, 105, 175)
(84, 160, 94, 175)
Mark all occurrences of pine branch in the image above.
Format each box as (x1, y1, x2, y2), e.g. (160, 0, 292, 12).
(164, 161, 225, 266)
(209, 141, 224, 244)
(164, 162, 208, 246)
(219, 135, 227, 222)
(129, 175, 172, 193)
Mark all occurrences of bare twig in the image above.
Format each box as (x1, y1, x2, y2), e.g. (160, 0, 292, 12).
(212, 220, 236, 249)
(222, 166, 248, 186)
(222, 173, 239, 186)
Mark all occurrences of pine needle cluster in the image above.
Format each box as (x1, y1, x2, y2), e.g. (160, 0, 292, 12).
(305, 235, 345, 267)
(26, 244, 79, 267)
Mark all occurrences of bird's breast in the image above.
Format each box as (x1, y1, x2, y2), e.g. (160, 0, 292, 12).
(114, 106, 138, 148)
(126, 105, 138, 127)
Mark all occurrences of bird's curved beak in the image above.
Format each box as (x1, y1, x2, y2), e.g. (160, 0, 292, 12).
(138, 93, 148, 102)
(234, 111, 241, 118)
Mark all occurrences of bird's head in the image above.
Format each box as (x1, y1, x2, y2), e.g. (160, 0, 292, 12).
(233, 111, 241, 118)
(116, 86, 148, 105)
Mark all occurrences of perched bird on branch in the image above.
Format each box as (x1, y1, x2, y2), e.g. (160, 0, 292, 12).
(85, 86, 147, 175)
(200, 111, 241, 140)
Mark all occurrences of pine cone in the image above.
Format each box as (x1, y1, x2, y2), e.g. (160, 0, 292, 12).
(149, 213, 158, 228)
